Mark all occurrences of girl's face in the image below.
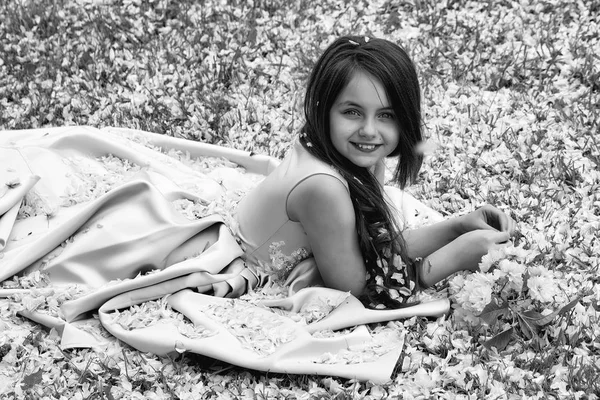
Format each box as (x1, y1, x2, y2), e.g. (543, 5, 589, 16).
(329, 71, 400, 169)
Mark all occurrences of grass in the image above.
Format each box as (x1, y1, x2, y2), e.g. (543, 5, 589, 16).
(1, 0, 599, 398)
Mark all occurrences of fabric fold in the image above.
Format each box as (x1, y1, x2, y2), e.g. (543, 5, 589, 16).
(0, 179, 220, 284)
(60, 220, 243, 321)
(100, 289, 405, 383)
(0, 174, 41, 216)
(0, 173, 41, 251)
(0, 200, 21, 252)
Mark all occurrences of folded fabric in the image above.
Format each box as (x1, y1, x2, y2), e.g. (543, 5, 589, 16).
(0, 126, 450, 383)
(100, 289, 405, 383)
(0, 170, 40, 251)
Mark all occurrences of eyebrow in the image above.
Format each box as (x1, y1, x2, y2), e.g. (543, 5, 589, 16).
(336, 101, 394, 111)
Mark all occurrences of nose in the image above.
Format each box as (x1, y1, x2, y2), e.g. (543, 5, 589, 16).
(359, 117, 377, 138)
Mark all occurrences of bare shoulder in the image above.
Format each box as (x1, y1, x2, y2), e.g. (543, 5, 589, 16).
(287, 173, 354, 226)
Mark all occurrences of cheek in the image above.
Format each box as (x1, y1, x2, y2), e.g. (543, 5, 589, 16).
(329, 117, 352, 141)
(331, 115, 350, 131)
(330, 130, 346, 153)
(384, 126, 400, 147)
(391, 135, 401, 150)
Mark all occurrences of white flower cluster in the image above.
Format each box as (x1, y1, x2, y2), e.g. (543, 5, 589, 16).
(450, 244, 574, 327)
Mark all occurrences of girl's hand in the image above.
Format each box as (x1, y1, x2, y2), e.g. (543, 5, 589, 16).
(454, 229, 512, 271)
(458, 205, 517, 237)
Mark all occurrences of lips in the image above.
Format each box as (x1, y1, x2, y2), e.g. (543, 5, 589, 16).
(352, 142, 381, 152)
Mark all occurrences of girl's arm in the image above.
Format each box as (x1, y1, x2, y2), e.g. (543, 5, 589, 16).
(405, 205, 517, 287)
(404, 205, 517, 260)
(403, 218, 463, 260)
(287, 174, 367, 296)
(417, 229, 511, 287)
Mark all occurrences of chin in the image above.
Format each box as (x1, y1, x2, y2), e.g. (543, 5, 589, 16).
(349, 159, 377, 169)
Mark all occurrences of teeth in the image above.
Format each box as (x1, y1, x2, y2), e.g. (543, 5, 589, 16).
(356, 143, 377, 150)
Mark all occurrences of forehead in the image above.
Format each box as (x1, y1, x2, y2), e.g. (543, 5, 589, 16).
(335, 71, 390, 108)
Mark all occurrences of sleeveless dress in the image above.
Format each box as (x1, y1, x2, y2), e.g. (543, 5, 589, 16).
(235, 140, 348, 282)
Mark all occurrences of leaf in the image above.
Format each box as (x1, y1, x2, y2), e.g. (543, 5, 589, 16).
(21, 369, 44, 390)
(247, 27, 257, 45)
(557, 296, 581, 317)
(515, 312, 534, 339)
(103, 384, 116, 400)
(522, 309, 558, 327)
(483, 327, 514, 351)
(520, 297, 581, 327)
(478, 298, 509, 326)
(0, 344, 11, 361)
(520, 309, 545, 320)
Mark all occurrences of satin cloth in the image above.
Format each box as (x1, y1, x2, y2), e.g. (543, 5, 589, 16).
(0, 126, 449, 383)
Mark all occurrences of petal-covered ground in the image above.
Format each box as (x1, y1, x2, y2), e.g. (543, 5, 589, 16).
(1, 0, 599, 398)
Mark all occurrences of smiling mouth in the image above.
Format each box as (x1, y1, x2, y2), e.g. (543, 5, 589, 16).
(352, 142, 381, 152)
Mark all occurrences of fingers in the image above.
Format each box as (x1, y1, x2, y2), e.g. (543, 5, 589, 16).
(505, 215, 517, 236)
(480, 205, 517, 236)
(478, 229, 511, 245)
(495, 210, 517, 236)
(494, 230, 511, 244)
(476, 205, 501, 230)
(497, 212, 510, 232)
(493, 240, 513, 251)
(475, 217, 497, 232)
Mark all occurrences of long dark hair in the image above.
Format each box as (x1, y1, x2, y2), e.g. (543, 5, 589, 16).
(300, 35, 423, 308)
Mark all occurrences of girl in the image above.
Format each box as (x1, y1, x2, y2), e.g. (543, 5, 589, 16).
(236, 35, 516, 308)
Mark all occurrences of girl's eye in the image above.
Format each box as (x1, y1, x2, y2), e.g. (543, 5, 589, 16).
(343, 109, 361, 116)
(379, 112, 395, 119)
